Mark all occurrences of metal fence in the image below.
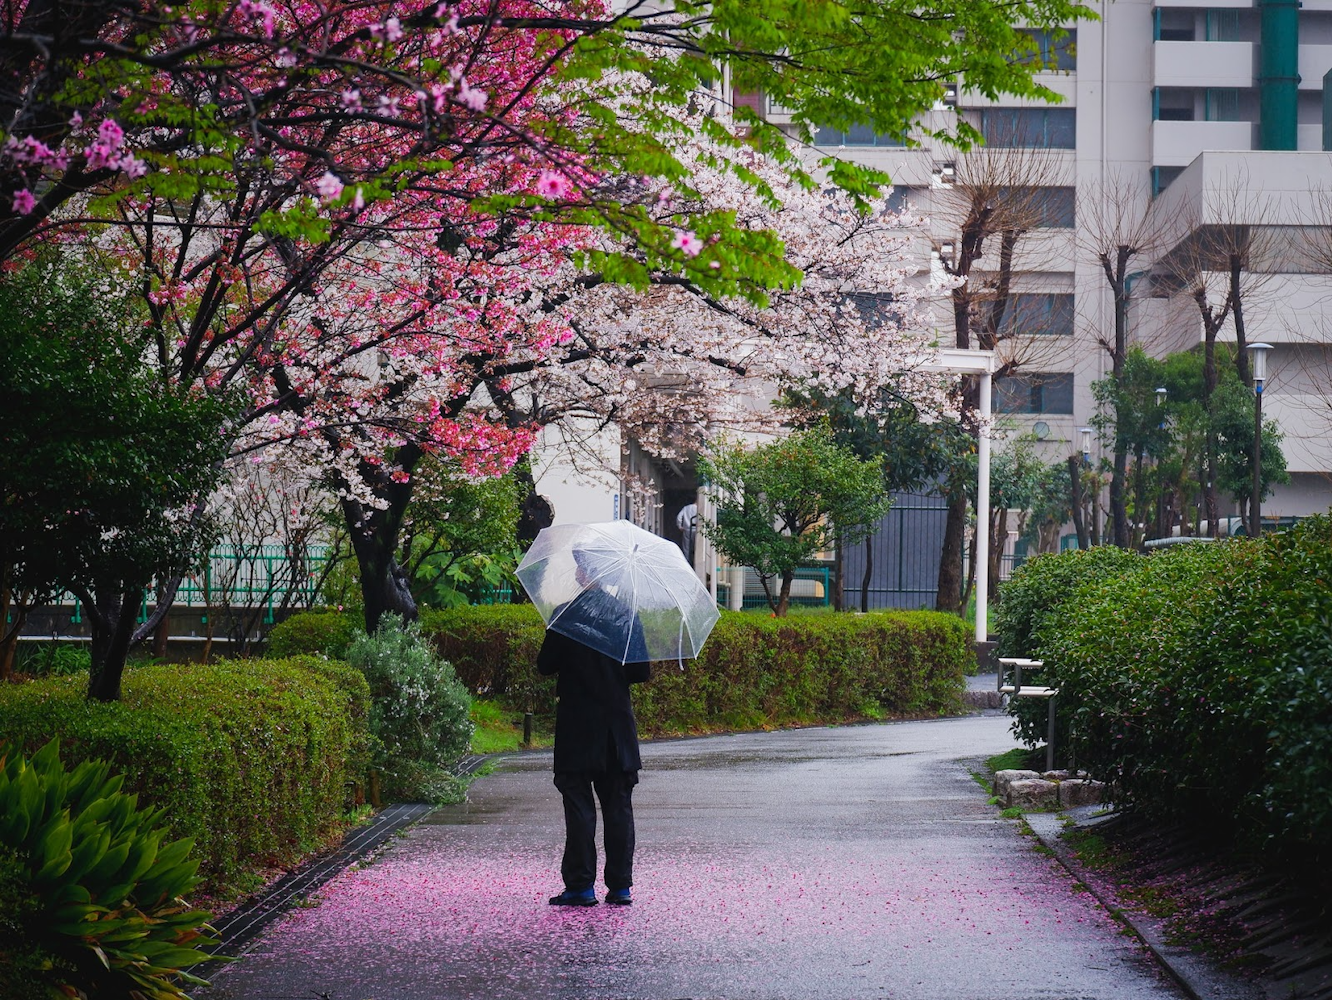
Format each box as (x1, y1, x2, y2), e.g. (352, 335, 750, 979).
(841, 491, 949, 610)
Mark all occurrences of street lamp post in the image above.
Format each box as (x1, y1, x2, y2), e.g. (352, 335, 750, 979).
(1248, 343, 1273, 537)
(1155, 388, 1168, 538)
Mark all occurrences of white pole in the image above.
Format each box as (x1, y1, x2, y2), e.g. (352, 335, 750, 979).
(974, 370, 993, 645)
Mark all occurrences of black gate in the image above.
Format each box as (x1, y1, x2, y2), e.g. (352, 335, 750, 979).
(841, 491, 948, 611)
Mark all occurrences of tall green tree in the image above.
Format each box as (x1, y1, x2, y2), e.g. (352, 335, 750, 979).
(698, 427, 892, 616)
(0, 255, 233, 699)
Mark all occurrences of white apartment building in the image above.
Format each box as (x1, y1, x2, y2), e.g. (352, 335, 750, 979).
(776, 0, 1332, 526)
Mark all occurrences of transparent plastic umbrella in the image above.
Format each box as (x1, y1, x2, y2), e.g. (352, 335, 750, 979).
(516, 520, 720, 665)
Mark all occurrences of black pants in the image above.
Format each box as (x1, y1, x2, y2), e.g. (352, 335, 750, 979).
(553, 769, 638, 892)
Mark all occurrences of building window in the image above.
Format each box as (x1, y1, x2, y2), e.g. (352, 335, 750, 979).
(813, 124, 907, 147)
(1205, 9, 1241, 41)
(1152, 166, 1184, 197)
(1205, 88, 1240, 121)
(1015, 28, 1077, 71)
(995, 372, 1075, 414)
(996, 186, 1076, 227)
(1155, 8, 1197, 41)
(885, 186, 925, 213)
(1154, 88, 1195, 121)
(978, 108, 1076, 148)
(999, 294, 1076, 337)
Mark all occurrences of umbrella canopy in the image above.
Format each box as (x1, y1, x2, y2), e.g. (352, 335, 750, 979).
(516, 520, 721, 664)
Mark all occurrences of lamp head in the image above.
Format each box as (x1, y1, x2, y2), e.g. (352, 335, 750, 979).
(1248, 342, 1273, 389)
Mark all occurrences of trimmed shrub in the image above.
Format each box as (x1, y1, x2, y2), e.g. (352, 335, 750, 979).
(0, 657, 371, 894)
(422, 607, 969, 731)
(1029, 516, 1332, 865)
(994, 545, 1143, 658)
(266, 609, 360, 658)
(345, 615, 474, 803)
(994, 544, 1144, 747)
(0, 739, 217, 1000)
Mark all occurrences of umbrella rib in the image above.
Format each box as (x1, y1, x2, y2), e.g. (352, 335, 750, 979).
(634, 553, 700, 659)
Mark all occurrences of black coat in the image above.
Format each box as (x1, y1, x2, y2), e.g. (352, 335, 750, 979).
(537, 594, 650, 774)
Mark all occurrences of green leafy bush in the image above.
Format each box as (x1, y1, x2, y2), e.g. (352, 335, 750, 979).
(0, 739, 218, 1000)
(994, 544, 1143, 747)
(422, 606, 969, 731)
(265, 609, 360, 658)
(14, 642, 92, 678)
(1027, 517, 1332, 865)
(0, 657, 371, 894)
(346, 615, 474, 803)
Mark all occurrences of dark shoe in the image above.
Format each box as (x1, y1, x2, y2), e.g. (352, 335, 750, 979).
(605, 888, 632, 906)
(549, 888, 597, 907)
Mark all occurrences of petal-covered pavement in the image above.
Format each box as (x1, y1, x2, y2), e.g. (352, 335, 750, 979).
(198, 715, 1187, 1000)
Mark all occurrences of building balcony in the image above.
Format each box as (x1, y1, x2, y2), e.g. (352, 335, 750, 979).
(1153, 41, 1255, 89)
(1298, 44, 1332, 89)
(1152, 119, 1254, 166)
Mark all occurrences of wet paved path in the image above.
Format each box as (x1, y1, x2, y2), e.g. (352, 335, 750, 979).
(198, 715, 1186, 1000)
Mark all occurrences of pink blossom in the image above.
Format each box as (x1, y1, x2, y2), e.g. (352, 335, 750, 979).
(315, 171, 344, 203)
(341, 88, 362, 110)
(534, 170, 570, 199)
(370, 16, 402, 42)
(352, 187, 366, 212)
(97, 119, 124, 147)
(456, 78, 488, 112)
(11, 189, 37, 214)
(275, 47, 297, 68)
(237, 0, 276, 37)
(672, 231, 703, 257)
(120, 154, 147, 180)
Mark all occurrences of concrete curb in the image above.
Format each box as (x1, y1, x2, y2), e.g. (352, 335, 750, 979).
(1024, 809, 1264, 1000)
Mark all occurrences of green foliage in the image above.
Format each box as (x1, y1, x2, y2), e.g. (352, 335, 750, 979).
(14, 643, 92, 678)
(995, 545, 1143, 659)
(0, 739, 217, 999)
(422, 605, 969, 732)
(994, 545, 1143, 748)
(0, 659, 371, 894)
(401, 465, 523, 609)
(699, 427, 893, 614)
(345, 616, 474, 804)
(0, 253, 235, 599)
(1017, 517, 1332, 864)
(266, 610, 361, 659)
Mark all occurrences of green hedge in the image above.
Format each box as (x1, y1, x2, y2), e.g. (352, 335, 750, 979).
(994, 545, 1144, 747)
(267, 610, 361, 658)
(1010, 516, 1332, 864)
(0, 657, 371, 893)
(422, 605, 969, 730)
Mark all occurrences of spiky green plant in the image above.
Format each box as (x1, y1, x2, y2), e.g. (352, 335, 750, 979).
(0, 739, 219, 999)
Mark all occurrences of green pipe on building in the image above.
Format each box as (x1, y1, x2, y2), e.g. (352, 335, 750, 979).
(1258, 0, 1300, 150)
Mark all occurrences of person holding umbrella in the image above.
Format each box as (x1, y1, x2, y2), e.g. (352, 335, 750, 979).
(537, 548, 649, 907)
(517, 520, 720, 908)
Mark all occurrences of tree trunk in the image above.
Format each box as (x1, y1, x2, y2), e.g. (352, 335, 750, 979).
(860, 535, 873, 613)
(935, 490, 967, 613)
(832, 527, 845, 613)
(988, 507, 1009, 599)
(85, 588, 143, 703)
(775, 572, 793, 618)
(338, 446, 424, 634)
(1068, 456, 1089, 549)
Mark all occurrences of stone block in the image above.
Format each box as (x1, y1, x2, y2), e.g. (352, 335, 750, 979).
(1006, 778, 1059, 810)
(1058, 778, 1107, 808)
(993, 769, 1042, 797)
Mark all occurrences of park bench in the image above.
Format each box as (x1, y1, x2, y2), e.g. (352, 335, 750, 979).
(997, 657, 1060, 771)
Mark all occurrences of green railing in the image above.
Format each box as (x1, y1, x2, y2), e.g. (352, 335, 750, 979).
(715, 566, 831, 610)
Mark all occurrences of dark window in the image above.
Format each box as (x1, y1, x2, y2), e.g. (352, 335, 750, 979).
(999, 294, 1075, 337)
(996, 186, 1076, 227)
(979, 108, 1076, 148)
(1155, 8, 1196, 41)
(885, 186, 925, 213)
(847, 292, 903, 327)
(1015, 28, 1077, 71)
(1205, 88, 1240, 121)
(995, 372, 1075, 414)
(1152, 166, 1185, 198)
(813, 124, 907, 147)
